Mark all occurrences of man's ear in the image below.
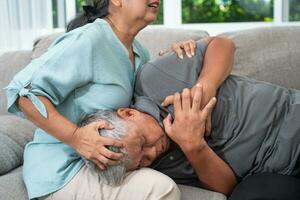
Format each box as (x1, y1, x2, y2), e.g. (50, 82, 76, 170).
(117, 108, 137, 120)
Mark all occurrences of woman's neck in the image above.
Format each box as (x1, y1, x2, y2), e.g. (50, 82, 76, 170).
(104, 16, 145, 51)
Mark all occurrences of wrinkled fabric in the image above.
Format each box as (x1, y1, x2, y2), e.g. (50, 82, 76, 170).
(4, 18, 149, 199)
(133, 38, 300, 186)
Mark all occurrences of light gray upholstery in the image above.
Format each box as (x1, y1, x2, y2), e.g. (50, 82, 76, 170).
(136, 28, 209, 60)
(178, 184, 226, 200)
(0, 26, 300, 200)
(0, 167, 28, 200)
(0, 115, 35, 175)
(0, 51, 32, 115)
(219, 26, 300, 90)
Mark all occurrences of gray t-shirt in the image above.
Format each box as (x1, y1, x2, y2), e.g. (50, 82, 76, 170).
(133, 39, 300, 186)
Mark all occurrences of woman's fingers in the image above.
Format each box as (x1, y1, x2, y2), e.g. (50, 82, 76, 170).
(192, 84, 203, 111)
(189, 40, 196, 56)
(183, 43, 192, 58)
(100, 146, 123, 160)
(159, 49, 171, 56)
(91, 158, 106, 170)
(101, 137, 124, 148)
(95, 153, 120, 167)
(91, 120, 114, 131)
(172, 43, 184, 59)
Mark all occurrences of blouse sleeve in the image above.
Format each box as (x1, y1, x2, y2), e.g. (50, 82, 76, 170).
(4, 32, 93, 118)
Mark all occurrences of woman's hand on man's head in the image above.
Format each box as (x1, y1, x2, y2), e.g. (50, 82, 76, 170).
(159, 39, 197, 59)
(69, 121, 124, 170)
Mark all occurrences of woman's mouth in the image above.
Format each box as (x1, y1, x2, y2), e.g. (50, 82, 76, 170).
(148, 1, 160, 9)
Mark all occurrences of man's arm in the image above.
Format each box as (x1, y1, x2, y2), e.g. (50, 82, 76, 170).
(163, 85, 237, 196)
(197, 36, 235, 96)
(162, 36, 235, 129)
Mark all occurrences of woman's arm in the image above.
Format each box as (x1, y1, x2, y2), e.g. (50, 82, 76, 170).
(17, 96, 123, 169)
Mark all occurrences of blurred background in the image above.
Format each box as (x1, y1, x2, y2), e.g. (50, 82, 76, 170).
(1, 0, 300, 55)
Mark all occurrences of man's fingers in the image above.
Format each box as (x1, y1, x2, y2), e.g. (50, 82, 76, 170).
(205, 114, 212, 136)
(173, 92, 182, 116)
(182, 88, 191, 110)
(163, 114, 172, 134)
(192, 84, 203, 111)
(161, 95, 174, 107)
(202, 97, 217, 119)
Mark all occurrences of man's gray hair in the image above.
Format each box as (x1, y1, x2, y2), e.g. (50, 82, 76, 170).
(79, 110, 130, 186)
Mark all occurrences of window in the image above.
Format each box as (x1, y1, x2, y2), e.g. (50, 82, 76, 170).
(289, 0, 300, 21)
(76, 0, 85, 14)
(153, 0, 164, 24)
(182, 0, 274, 23)
(52, 0, 59, 28)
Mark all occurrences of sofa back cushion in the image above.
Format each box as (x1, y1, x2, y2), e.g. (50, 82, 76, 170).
(0, 51, 32, 114)
(32, 28, 209, 60)
(220, 26, 300, 90)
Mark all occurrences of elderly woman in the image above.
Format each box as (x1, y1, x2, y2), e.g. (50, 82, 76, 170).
(4, 0, 207, 199)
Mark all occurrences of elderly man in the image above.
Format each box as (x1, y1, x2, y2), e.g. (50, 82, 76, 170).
(81, 39, 300, 197)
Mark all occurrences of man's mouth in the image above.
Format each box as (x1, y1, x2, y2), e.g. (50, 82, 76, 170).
(148, 1, 160, 8)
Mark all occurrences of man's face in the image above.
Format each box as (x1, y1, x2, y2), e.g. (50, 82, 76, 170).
(117, 108, 170, 171)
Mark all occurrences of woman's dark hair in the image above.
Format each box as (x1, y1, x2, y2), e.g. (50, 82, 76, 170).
(66, 0, 109, 32)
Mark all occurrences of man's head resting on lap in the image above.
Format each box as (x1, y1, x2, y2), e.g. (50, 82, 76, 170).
(79, 109, 170, 186)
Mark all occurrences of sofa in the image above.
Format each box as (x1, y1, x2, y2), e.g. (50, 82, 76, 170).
(0, 26, 300, 200)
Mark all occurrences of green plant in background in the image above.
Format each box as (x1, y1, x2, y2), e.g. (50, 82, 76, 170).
(74, 0, 300, 24)
(182, 0, 274, 23)
(290, 0, 300, 21)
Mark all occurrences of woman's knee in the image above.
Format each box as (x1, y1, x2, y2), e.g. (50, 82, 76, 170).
(125, 168, 181, 200)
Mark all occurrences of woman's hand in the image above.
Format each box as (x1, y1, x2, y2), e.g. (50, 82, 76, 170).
(70, 121, 124, 170)
(159, 39, 197, 59)
(162, 83, 216, 136)
(163, 84, 217, 152)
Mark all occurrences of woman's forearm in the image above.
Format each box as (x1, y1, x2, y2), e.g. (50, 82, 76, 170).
(17, 96, 78, 146)
(198, 37, 235, 91)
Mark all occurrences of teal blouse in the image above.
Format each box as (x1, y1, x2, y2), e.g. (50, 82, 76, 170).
(4, 19, 149, 199)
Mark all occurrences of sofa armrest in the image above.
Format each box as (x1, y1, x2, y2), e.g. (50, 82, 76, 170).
(0, 114, 35, 175)
(0, 50, 32, 115)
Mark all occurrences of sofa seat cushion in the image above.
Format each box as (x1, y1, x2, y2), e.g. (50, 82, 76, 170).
(178, 184, 226, 200)
(0, 114, 35, 175)
(0, 166, 28, 200)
